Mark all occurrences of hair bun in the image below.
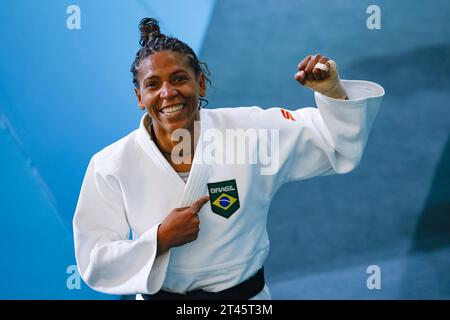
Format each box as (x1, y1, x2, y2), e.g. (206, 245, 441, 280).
(139, 17, 161, 46)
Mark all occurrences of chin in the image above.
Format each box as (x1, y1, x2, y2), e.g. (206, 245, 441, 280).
(165, 116, 195, 134)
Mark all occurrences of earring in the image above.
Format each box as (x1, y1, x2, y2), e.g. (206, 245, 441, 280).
(199, 98, 209, 109)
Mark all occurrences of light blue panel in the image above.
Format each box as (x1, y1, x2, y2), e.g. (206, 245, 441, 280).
(0, 0, 216, 299)
(138, 0, 217, 55)
(0, 0, 216, 228)
(0, 116, 109, 299)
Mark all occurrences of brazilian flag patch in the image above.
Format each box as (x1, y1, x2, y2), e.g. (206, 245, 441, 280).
(207, 179, 240, 219)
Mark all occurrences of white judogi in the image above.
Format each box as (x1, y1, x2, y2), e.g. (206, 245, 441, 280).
(73, 80, 384, 298)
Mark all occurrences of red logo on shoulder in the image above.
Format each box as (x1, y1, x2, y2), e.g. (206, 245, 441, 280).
(280, 109, 296, 121)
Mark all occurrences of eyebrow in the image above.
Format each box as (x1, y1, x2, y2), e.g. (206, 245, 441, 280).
(143, 69, 189, 83)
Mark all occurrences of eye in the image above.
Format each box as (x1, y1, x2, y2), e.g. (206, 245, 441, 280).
(146, 81, 159, 88)
(174, 75, 188, 82)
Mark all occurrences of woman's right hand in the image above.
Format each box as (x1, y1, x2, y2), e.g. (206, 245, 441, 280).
(156, 195, 210, 256)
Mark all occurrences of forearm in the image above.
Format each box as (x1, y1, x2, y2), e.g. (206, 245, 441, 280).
(329, 82, 349, 100)
(156, 223, 170, 257)
(323, 81, 348, 100)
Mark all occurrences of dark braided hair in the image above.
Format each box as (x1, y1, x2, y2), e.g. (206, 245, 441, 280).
(131, 18, 211, 89)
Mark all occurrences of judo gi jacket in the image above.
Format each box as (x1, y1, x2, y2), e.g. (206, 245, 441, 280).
(73, 80, 385, 296)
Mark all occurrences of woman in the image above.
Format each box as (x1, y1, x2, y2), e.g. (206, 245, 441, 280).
(73, 18, 384, 300)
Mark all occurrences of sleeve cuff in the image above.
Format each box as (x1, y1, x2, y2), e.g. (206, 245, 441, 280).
(315, 80, 385, 105)
(144, 225, 171, 294)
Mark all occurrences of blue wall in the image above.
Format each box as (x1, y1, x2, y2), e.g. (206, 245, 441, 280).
(201, 0, 450, 299)
(0, 0, 216, 299)
(1, 0, 449, 299)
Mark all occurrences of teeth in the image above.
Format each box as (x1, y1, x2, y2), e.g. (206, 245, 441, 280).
(162, 104, 184, 114)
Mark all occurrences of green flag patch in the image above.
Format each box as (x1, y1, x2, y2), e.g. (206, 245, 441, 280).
(207, 179, 240, 219)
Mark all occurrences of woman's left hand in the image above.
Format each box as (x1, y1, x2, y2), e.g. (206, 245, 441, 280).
(295, 54, 348, 100)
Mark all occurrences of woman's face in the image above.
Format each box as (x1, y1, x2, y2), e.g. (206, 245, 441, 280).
(135, 50, 206, 134)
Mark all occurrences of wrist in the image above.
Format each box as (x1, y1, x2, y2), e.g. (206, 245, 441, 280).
(157, 223, 170, 255)
(323, 80, 347, 100)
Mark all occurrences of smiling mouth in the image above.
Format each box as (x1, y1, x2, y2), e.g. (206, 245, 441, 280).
(160, 104, 185, 116)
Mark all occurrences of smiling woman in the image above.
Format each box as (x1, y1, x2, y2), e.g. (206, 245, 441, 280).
(130, 18, 210, 173)
(134, 51, 203, 145)
(72, 17, 384, 300)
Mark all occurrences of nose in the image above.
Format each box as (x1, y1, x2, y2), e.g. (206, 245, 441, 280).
(160, 82, 178, 99)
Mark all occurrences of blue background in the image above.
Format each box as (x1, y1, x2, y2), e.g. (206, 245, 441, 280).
(0, 0, 449, 299)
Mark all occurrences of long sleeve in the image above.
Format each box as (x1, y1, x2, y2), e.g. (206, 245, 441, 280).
(73, 158, 168, 295)
(248, 79, 384, 195)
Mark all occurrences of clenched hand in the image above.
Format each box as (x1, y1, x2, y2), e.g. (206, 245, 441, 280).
(295, 54, 348, 100)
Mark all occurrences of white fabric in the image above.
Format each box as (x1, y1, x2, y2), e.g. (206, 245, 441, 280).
(73, 80, 384, 298)
(314, 62, 329, 72)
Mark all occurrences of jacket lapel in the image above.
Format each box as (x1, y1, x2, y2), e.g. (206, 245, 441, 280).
(136, 111, 211, 208)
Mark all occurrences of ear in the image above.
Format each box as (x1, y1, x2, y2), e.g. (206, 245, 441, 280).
(198, 73, 206, 97)
(134, 87, 146, 110)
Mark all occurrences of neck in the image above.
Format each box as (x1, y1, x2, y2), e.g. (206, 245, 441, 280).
(147, 113, 200, 158)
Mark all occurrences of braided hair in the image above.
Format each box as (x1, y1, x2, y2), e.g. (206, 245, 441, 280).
(130, 18, 211, 89)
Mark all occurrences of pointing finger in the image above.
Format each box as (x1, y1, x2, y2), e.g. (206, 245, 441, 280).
(190, 195, 210, 214)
